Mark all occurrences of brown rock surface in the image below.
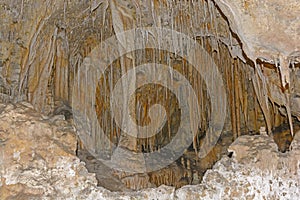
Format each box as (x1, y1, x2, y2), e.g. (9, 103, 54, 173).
(213, 0, 300, 136)
(0, 1, 300, 198)
(0, 0, 299, 144)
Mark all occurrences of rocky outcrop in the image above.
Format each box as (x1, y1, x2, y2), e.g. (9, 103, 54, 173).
(176, 134, 300, 199)
(0, 102, 97, 199)
(1, 102, 299, 199)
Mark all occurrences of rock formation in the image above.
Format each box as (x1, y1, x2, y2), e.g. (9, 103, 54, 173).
(1, 103, 299, 199)
(1, 0, 300, 199)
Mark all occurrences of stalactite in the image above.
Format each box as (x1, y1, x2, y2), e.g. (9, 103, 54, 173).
(18, 16, 48, 101)
(278, 56, 294, 136)
(240, 62, 248, 131)
(284, 92, 294, 136)
(54, 26, 70, 103)
(252, 63, 272, 135)
(10, 0, 298, 190)
(234, 59, 241, 138)
(228, 57, 237, 139)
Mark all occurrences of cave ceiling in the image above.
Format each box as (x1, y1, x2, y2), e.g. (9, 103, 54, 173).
(0, 0, 300, 128)
(214, 0, 300, 63)
(214, 0, 300, 94)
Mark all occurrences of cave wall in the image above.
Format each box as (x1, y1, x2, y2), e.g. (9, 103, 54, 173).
(0, 0, 296, 147)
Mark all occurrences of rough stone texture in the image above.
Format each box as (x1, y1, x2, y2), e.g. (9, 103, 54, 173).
(0, 0, 291, 134)
(0, 102, 97, 199)
(214, 0, 300, 61)
(212, 0, 300, 135)
(1, 102, 299, 199)
(213, 0, 300, 101)
(0, 102, 175, 199)
(176, 133, 300, 200)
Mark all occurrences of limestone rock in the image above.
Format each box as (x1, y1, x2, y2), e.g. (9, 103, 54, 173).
(214, 0, 300, 61)
(0, 102, 299, 199)
(176, 134, 300, 200)
(0, 102, 98, 199)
